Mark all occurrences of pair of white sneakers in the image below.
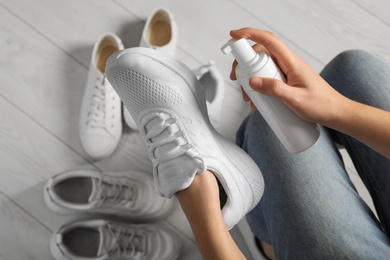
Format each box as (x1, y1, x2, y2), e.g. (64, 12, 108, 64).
(44, 170, 179, 260)
(80, 8, 225, 160)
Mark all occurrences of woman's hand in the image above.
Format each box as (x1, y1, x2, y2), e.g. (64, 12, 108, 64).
(229, 27, 390, 158)
(229, 27, 348, 127)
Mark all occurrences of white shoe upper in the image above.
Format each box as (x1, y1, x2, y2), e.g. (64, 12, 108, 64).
(50, 219, 180, 260)
(44, 170, 173, 220)
(79, 33, 123, 160)
(106, 47, 264, 229)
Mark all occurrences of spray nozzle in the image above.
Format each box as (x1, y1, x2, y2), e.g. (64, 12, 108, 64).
(221, 38, 257, 64)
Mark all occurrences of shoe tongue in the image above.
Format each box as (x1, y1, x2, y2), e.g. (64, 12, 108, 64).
(97, 224, 116, 256)
(145, 114, 199, 197)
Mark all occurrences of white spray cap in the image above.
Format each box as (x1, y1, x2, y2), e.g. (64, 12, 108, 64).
(221, 38, 257, 64)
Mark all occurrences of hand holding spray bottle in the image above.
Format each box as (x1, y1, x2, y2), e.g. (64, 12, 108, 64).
(221, 38, 320, 153)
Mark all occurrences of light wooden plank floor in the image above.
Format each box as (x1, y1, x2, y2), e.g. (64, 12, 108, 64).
(0, 0, 389, 259)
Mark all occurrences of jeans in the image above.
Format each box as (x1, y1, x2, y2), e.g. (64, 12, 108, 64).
(236, 50, 390, 259)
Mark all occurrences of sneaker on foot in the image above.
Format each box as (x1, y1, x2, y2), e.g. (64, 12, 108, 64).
(50, 219, 180, 260)
(44, 170, 173, 220)
(79, 33, 123, 160)
(106, 48, 264, 229)
(193, 60, 225, 130)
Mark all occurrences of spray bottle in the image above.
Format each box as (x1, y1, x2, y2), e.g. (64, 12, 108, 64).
(221, 38, 320, 153)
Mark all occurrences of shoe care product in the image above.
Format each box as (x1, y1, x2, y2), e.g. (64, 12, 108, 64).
(221, 38, 320, 153)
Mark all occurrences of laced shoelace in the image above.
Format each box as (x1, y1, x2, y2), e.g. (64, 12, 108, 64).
(142, 112, 207, 173)
(86, 77, 107, 128)
(107, 224, 147, 258)
(97, 178, 138, 206)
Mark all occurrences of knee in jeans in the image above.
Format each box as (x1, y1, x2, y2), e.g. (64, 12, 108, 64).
(336, 49, 369, 60)
(321, 48, 390, 107)
(326, 49, 370, 73)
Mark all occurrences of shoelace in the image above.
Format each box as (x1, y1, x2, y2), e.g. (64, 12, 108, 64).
(97, 178, 138, 206)
(142, 112, 207, 173)
(107, 224, 147, 257)
(86, 77, 107, 128)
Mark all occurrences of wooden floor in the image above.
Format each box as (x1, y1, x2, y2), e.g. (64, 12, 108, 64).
(1, 0, 389, 259)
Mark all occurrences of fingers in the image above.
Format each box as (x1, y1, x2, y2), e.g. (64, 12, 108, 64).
(249, 77, 293, 102)
(228, 27, 301, 108)
(230, 28, 297, 73)
(230, 59, 238, 80)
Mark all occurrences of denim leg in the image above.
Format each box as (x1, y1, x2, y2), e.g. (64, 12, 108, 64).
(236, 50, 390, 258)
(320, 50, 390, 235)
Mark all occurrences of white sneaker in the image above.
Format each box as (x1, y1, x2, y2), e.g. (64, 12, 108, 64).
(140, 8, 178, 55)
(123, 8, 179, 131)
(106, 48, 264, 229)
(193, 61, 225, 130)
(50, 219, 180, 260)
(44, 170, 174, 220)
(79, 33, 123, 160)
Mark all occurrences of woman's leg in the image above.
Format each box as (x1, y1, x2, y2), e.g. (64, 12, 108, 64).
(321, 49, 390, 235)
(236, 67, 390, 258)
